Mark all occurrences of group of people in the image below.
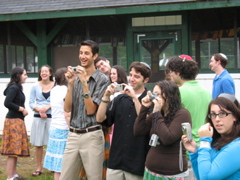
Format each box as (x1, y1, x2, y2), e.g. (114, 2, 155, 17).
(1, 39, 239, 180)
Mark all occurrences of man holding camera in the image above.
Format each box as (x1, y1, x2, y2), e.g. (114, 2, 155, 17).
(96, 62, 152, 180)
(60, 40, 110, 180)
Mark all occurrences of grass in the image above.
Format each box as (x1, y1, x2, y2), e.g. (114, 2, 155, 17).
(0, 138, 54, 180)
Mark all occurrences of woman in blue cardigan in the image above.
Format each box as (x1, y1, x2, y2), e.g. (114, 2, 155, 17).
(182, 95, 240, 180)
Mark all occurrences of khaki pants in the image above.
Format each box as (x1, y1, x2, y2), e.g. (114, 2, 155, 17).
(60, 130, 104, 180)
(107, 168, 143, 180)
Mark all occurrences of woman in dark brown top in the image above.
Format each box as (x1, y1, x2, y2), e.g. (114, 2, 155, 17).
(134, 80, 192, 180)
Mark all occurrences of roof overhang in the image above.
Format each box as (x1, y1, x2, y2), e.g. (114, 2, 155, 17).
(0, 0, 239, 21)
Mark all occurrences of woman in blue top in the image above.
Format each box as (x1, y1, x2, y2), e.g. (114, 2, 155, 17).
(29, 65, 54, 176)
(182, 95, 240, 180)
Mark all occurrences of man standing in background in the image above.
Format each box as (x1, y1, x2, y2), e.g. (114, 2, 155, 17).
(209, 53, 235, 99)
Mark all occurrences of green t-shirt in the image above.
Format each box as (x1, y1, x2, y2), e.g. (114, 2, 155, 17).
(180, 81, 211, 144)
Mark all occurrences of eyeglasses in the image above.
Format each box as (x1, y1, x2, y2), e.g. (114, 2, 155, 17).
(208, 112, 232, 119)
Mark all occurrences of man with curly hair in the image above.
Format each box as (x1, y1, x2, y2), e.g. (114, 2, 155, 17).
(166, 55, 211, 144)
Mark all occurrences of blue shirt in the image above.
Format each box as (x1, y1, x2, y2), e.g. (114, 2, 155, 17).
(190, 137, 240, 180)
(212, 70, 235, 99)
(29, 82, 52, 115)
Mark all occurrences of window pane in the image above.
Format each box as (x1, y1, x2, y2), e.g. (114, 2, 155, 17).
(0, 45, 4, 73)
(16, 46, 24, 68)
(26, 46, 35, 73)
(192, 37, 238, 70)
(117, 45, 127, 70)
(99, 45, 113, 64)
(6, 45, 16, 73)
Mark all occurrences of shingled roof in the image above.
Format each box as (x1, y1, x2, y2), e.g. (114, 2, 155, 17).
(0, 0, 195, 15)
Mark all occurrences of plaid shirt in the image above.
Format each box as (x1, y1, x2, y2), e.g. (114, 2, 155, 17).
(70, 70, 110, 129)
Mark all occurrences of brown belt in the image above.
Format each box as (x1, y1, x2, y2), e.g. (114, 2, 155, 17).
(69, 126, 101, 134)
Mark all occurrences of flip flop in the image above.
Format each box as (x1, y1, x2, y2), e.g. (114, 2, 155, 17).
(32, 171, 42, 176)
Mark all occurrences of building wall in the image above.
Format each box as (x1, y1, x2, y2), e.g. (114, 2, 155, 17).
(1, 74, 240, 135)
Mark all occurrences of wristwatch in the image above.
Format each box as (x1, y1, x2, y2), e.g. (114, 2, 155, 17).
(82, 92, 90, 98)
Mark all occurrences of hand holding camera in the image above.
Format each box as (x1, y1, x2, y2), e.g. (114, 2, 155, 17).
(181, 122, 192, 141)
(147, 91, 158, 101)
(71, 66, 80, 74)
(114, 83, 125, 92)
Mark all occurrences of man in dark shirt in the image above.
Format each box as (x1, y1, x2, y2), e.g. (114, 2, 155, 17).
(60, 40, 109, 180)
(97, 61, 152, 180)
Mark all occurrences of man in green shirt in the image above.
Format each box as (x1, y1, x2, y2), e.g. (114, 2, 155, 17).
(166, 54, 211, 144)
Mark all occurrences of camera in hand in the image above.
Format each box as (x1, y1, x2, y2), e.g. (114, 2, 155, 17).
(72, 66, 80, 74)
(181, 122, 192, 141)
(149, 134, 160, 147)
(147, 91, 158, 101)
(115, 84, 124, 92)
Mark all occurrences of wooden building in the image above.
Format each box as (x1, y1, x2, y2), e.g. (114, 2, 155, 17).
(0, 0, 240, 133)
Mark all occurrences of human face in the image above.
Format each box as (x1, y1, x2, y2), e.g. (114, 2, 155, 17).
(209, 56, 220, 72)
(96, 60, 111, 75)
(128, 68, 146, 91)
(79, 45, 97, 68)
(20, 70, 28, 84)
(40, 66, 52, 81)
(169, 71, 181, 86)
(110, 68, 118, 82)
(210, 104, 235, 136)
(152, 85, 165, 106)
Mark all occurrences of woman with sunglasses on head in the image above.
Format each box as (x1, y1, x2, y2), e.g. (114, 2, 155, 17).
(182, 95, 240, 180)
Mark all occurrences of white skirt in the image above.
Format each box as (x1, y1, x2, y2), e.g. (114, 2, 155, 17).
(30, 116, 51, 146)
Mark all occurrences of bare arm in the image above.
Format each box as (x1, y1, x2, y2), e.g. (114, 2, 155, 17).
(64, 111, 71, 127)
(81, 79, 98, 115)
(64, 67, 75, 112)
(96, 84, 115, 122)
(96, 94, 110, 123)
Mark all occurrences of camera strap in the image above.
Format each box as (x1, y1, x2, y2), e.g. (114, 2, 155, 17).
(179, 140, 183, 171)
(153, 111, 159, 133)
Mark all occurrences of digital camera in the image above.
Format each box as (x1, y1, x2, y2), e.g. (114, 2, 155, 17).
(147, 91, 158, 101)
(149, 134, 159, 147)
(72, 66, 80, 74)
(115, 84, 124, 92)
(181, 122, 192, 141)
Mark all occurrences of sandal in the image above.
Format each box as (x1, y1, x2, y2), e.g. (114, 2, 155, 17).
(32, 171, 42, 176)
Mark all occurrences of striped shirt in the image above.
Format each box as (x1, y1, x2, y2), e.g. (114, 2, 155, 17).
(70, 70, 110, 129)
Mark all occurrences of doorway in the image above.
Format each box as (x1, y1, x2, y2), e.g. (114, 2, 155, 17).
(134, 31, 182, 82)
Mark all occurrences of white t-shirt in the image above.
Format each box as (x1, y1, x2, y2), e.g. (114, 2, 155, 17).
(50, 85, 69, 130)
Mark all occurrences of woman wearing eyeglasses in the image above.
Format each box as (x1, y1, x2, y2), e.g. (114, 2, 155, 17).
(182, 95, 240, 180)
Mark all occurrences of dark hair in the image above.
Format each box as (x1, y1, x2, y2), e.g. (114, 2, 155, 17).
(213, 53, 228, 68)
(38, 65, 54, 81)
(166, 56, 199, 80)
(54, 67, 68, 86)
(80, 40, 99, 57)
(94, 56, 107, 66)
(8, 67, 25, 90)
(156, 80, 182, 124)
(111, 65, 128, 84)
(129, 61, 152, 80)
(207, 97, 240, 150)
